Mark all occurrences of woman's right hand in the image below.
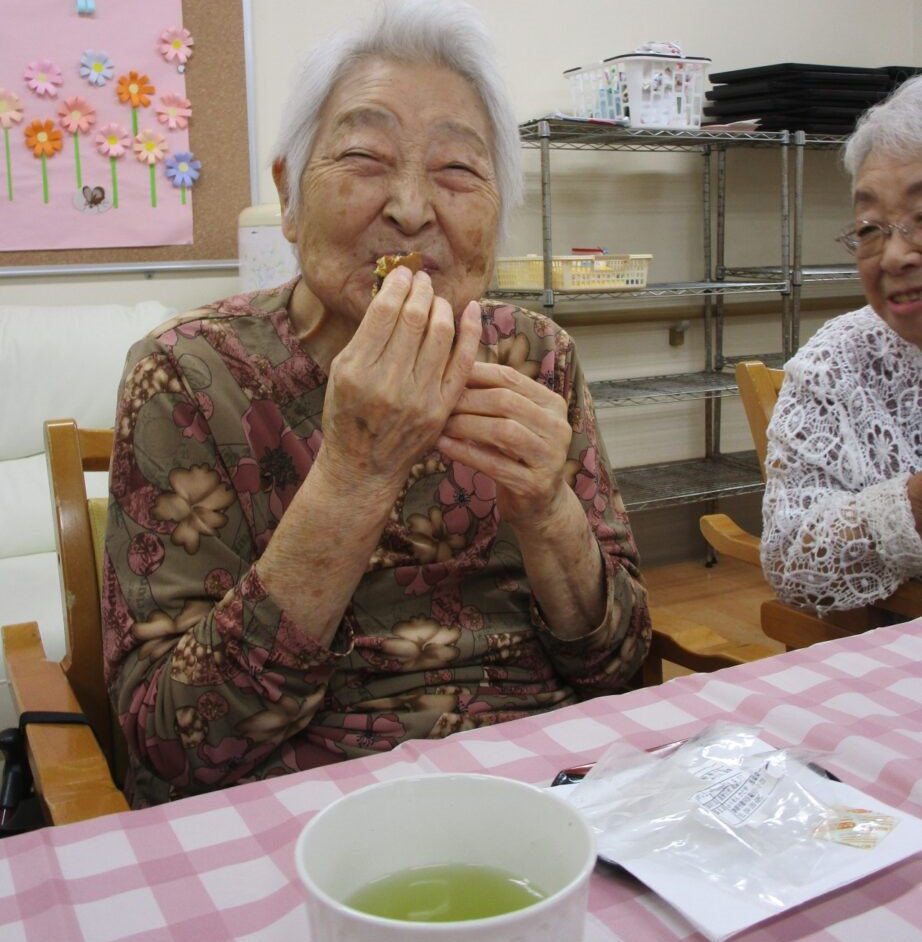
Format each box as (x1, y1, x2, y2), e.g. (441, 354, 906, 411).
(319, 266, 482, 489)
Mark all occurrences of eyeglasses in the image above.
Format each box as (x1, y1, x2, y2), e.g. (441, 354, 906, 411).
(836, 214, 922, 258)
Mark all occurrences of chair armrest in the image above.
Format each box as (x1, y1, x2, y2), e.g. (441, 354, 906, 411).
(644, 610, 775, 686)
(699, 513, 762, 567)
(2, 622, 129, 825)
(877, 579, 922, 620)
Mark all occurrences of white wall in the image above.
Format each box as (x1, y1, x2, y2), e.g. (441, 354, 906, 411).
(5, 0, 918, 561)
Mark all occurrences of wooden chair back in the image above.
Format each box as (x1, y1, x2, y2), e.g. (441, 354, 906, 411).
(735, 360, 784, 480)
(44, 419, 117, 766)
(702, 360, 922, 651)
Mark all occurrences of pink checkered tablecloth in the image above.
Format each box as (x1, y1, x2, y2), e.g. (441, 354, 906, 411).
(1, 619, 921, 942)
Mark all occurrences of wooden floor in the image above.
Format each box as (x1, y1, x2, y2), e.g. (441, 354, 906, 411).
(644, 555, 783, 678)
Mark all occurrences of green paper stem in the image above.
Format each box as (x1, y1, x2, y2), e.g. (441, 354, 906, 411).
(110, 156, 119, 208)
(131, 108, 138, 136)
(181, 182, 186, 205)
(149, 162, 157, 208)
(73, 134, 83, 190)
(3, 127, 11, 201)
(40, 152, 49, 204)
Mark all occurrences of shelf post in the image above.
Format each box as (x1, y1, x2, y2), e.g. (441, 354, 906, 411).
(538, 119, 555, 314)
(790, 130, 806, 357)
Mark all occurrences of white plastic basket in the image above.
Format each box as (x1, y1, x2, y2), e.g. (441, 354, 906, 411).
(493, 254, 652, 292)
(566, 52, 710, 129)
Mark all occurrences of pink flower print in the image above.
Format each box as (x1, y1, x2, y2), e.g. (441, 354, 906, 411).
(172, 392, 213, 442)
(57, 97, 96, 134)
(160, 27, 194, 66)
(338, 712, 405, 752)
(536, 348, 556, 390)
(437, 462, 496, 532)
(480, 303, 516, 345)
(96, 122, 131, 158)
(566, 446, 607, 514)
(155, 93, 192, 130)
(235, 400, 314, 520)
(24, 60, 63, 97)
(127, 531, 165, 576)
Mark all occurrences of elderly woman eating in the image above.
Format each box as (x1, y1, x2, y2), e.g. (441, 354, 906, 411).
(102, 0, 651, 807)
(761, 75, 922, 615)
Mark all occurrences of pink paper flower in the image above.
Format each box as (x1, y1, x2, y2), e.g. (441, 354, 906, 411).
(24, 59, 63, 97)
(0, 89, 24, 129)
(133, 129, 168, 165)
(155, 93, 192, 130)
(58, 96, 96, 135)
(96, 122, 131, 158)
(160, 27, 194, 65)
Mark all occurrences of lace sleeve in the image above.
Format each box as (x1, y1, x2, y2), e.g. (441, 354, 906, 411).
(760, 320, 922, 613)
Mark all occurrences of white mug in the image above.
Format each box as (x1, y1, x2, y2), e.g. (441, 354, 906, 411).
(294, 772, 596, 942)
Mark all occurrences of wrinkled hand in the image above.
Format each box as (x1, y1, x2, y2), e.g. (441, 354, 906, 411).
(320, 267, 481, 490)
(437, 361, 573, 528)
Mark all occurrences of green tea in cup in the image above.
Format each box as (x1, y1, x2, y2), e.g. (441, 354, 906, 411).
(345, 862, 548, 921)
(294, 773, 596, 942)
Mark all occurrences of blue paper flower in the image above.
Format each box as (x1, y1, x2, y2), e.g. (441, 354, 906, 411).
(164, 152, 201, 188)
(80, 51, 114, 87)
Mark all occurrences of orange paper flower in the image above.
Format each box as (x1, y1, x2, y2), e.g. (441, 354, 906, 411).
(24, 119, 63, 158)
(58, 96, 97, 135)
(116, 71, 155, 109)
(133, 129, 168, 165)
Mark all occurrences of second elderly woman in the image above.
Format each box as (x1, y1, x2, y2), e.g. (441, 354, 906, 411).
(102, 0, 651, 807)
(761, 74, 922, 614)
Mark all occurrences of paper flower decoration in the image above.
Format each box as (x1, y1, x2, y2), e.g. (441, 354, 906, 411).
(0, 89, 22, 129)
(58, 97, 96, 191)
(160, 27, 194, 67)
(24, 119, 63, 158)
(155, 93, 192, 130)
(24, 119, 62, 203)
(117, 71, 155, 135)
(96, 122, 131, 208)
(24, 60, 64, 98)
(58, 97, 96, 135)
(0, 89, 24, 201)
(133, 129, 167, 165)
(134, 129, 168, 208)
(164, 151, 200, 204)
(165, 152, 200, 187)
(80, 51, 115, 87)
(96, 122, 131, 158)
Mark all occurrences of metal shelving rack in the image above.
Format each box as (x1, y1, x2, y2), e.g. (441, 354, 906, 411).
(499, 119, 797, 512)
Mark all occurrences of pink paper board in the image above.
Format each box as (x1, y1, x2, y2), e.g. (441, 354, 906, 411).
(0, 0, 192, 252)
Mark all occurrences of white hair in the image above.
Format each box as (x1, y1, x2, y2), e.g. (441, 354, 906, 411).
(843, 74, 922, 187)
(271, 0, 523, 241)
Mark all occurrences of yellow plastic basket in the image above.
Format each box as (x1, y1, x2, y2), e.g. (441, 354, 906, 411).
(493, 254, 652, 292)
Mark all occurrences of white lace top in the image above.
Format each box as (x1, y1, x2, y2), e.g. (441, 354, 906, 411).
(761, 305, 922, 613)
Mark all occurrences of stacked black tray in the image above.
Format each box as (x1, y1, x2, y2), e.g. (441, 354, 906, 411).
(704, 63, 921, 134)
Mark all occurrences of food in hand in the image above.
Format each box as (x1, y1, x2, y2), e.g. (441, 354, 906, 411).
(372, 251, 423, 296)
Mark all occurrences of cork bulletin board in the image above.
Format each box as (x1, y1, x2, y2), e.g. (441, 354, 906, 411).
(0, 0, 251, 268)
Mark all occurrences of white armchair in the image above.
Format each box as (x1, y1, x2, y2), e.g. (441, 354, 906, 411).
(0, 300, 173, 729)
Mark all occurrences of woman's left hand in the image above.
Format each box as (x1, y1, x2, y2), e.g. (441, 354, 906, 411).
(437, 361, 572, 528)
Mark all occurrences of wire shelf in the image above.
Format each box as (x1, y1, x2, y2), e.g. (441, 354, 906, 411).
(617, 451, 763, 511)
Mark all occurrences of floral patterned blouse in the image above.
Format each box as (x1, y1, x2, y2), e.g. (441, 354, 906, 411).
(102, 280, 651, 807)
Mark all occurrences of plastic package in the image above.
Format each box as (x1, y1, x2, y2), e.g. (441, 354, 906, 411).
(566, 723, 899, 938)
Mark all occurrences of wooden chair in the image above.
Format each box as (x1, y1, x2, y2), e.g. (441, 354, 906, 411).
(700, 360, 922, 650)
(1, 420, 128, 825)
(1, 419, 772, 827)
